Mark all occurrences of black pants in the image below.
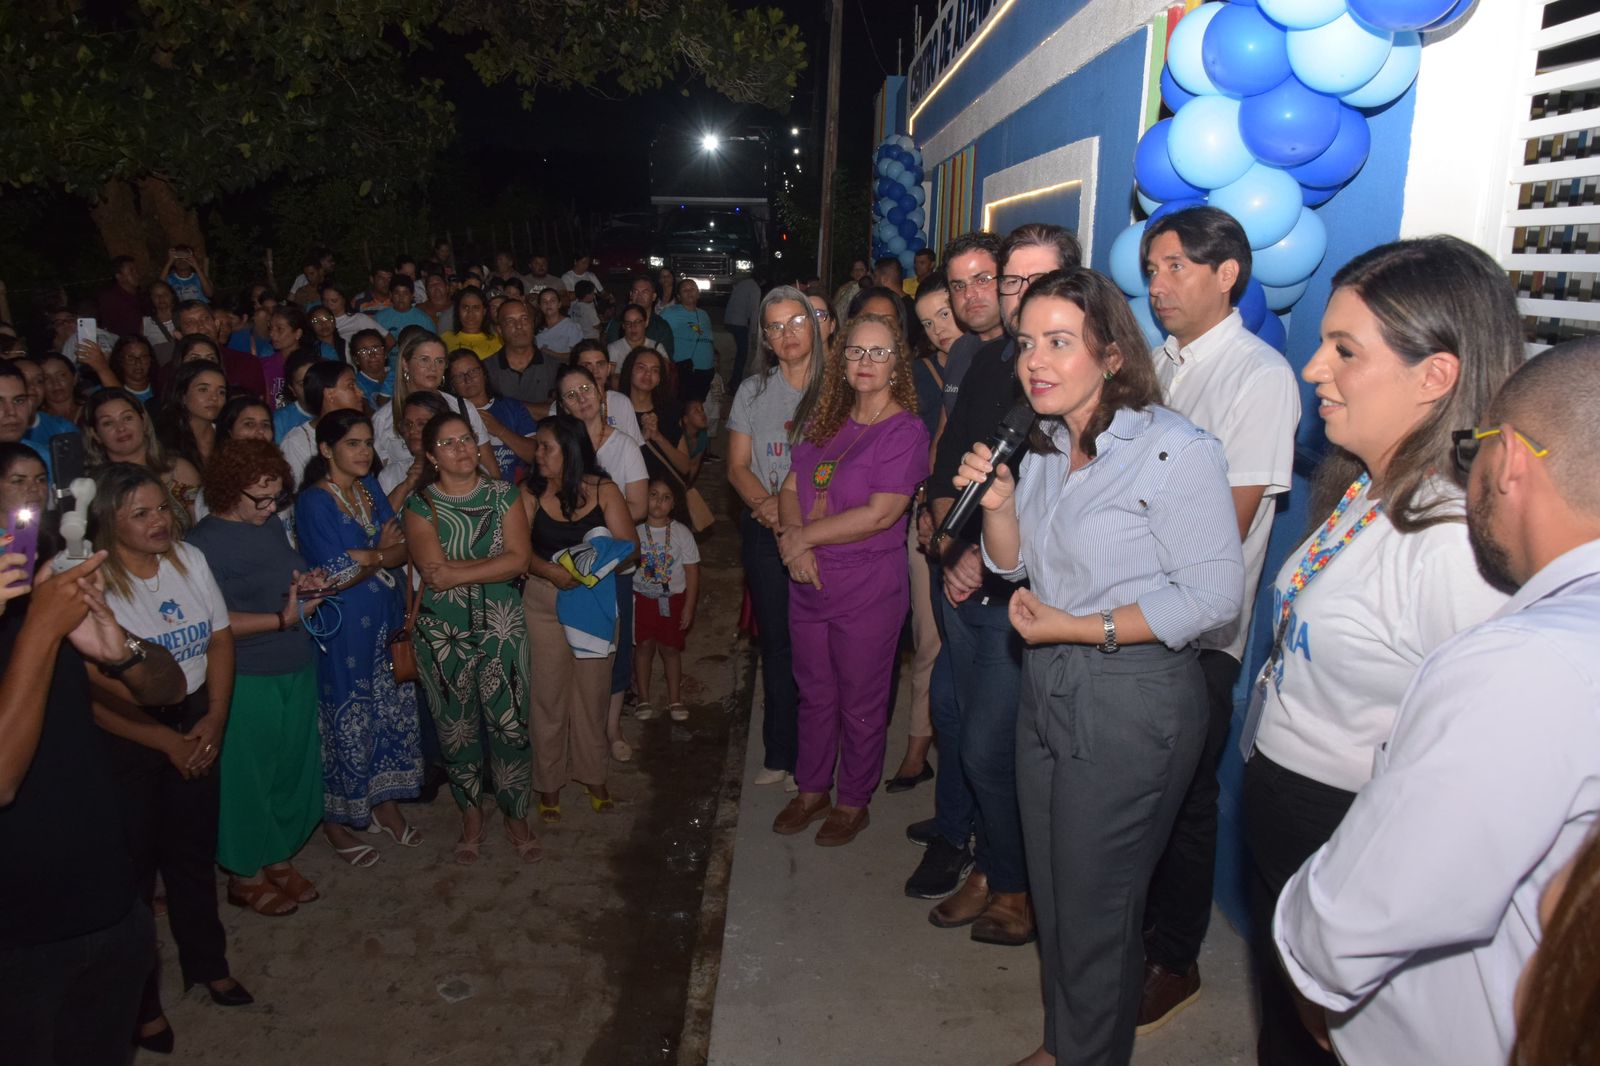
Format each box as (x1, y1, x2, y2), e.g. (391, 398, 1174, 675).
(0, 900, 154, 1066)
(1142, 649, 1243, 970)
(740, 509, 798, 772)
(1242, 753, 1355, 1066)
(727, 324, 751, 388)
(104, 687, 231, 1024)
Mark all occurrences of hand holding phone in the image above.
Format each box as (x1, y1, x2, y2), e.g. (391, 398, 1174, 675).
(5, 506, 41, 578)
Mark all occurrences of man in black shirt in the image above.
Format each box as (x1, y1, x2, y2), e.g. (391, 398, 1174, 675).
(0, 553, 186, 1063)
(922, 224, 1081, 946)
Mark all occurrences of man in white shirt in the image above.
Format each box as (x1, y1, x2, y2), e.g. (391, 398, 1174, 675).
(1275, 338, 1600, 1066)
(521, 254, 567, 302)
(1138, 206, 1301, 1032)
(560, 252, 603, 298)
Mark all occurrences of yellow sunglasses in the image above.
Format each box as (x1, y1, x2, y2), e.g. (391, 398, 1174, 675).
(1451, 427, 1550, 475)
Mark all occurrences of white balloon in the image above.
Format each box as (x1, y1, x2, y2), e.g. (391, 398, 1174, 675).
(1167, 3, 1228, 96)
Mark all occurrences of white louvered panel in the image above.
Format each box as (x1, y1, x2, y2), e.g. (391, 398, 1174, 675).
(1520, 296, 1600, 323)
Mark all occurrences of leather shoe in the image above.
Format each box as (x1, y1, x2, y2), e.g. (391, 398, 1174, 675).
(928, 869, 989, 928)
(1135, 961, 1201, 1035)
(772, 793, 831, 835)
(814, 805, 869, 846)
(971, 891, 1035, 946)
(884, 763, 934, 794)
(186, 978, 254, 1007)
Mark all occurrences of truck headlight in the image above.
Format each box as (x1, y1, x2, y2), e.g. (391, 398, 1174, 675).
(735, 259, 753, 273)
(647, 256, 665, 268)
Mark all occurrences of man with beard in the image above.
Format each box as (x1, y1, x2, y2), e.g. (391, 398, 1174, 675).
(1274, 338, 1600, 1066)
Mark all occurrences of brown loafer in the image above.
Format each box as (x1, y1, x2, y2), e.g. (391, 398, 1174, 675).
(929, 869, 990, 928)
(772, 793, 831, 835)
(814, 805, 870, 847)
(1135, 961, 1201, 1034)
(971, 891, 1035, 946)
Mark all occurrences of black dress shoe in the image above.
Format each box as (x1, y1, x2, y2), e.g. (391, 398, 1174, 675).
(884, 762, 935, 794)
(188, 978, 255, 1007)
(905, 817, 938, 847)
(134, 1019, 175, 1054)
(904, 836, 974, 898)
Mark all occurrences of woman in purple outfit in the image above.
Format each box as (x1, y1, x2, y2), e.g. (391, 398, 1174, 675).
(772, 312, 930, 846)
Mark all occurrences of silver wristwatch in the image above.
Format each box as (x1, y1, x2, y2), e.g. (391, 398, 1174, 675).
(1098, 609, 1119, 654)
(99, 635, 148, 679)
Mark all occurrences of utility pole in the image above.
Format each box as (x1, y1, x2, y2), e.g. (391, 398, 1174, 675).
(817, 0, 844, 287)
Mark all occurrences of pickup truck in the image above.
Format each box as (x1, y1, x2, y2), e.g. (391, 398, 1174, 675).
(645, 206, 765, 298)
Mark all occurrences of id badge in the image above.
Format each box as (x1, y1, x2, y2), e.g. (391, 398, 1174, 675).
(657, 596, 672, 618)
(1238, 670, 1269, 762)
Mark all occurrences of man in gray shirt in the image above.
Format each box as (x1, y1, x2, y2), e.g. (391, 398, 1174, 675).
(483, 298, 557, 419)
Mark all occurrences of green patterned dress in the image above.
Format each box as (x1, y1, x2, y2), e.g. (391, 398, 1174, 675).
(406, 479, 532, 818)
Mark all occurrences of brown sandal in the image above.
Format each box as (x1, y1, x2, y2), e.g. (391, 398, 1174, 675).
(505, 819, 543, 863)
(226, 877, 299, 917)
(264, 864, 319, 903)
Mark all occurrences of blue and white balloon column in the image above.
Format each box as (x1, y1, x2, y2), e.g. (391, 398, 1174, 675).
(1112, 0, 1469, 350)
(873, 136, 928, 275)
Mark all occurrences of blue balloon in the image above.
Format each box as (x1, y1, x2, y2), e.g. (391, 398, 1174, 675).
(1287, 14, 1394, 95)
(1262, 279, 1310, 310)
(899, 250, 916, 273)
(1341, 31, 1420, 108)
(888, 206, 906, 225)
(1239, 75, 1343, 166)
(899, 170, 920, 190)
(876, 220, 897, 241)
(1237, 278, 1269, 331)
(888, 235, 908, 254)
(886, 160, 905, 180)
(1136, 189, 1164, 216)
(897, 190, 917, 210)
(1203, 4, 1292, 98)
(1109, 222, 1150, 296)
(1167, 3, 1228, 96)
(908, 207, 927, 226)
(1161, 66, 1197, 112)
(898, 219, 918, 240)
(1254, 310, 1288, 352)
(1252, 206, 1328, 285)
(1149, 196, 1208, 224)
(1209, 163, 1304, 248)
(1422, 0, 1474, 31)
(1257, 0, 1346, 30)
(1168, 95, 1255, 189)
(1129, 294, 1167, 348)
(1347, 0, 1455, 31)
(875, 178, 892, 198)
(1135, 119, 1206, 202)
(909, 236, 927, 252)
(911, 186, 927, 206)
(1287, 106, 1370, 187)
(1302, 183, 1340, 206)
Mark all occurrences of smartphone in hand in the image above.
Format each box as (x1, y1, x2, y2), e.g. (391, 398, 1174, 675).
(4, 506, 41, 578)
(75, 317, 98, 352)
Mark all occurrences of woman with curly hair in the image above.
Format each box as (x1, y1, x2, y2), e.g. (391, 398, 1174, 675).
(770, 311, 930, 846)
(187, 439, 328, 915)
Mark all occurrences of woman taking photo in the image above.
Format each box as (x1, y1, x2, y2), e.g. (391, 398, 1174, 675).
(957, 269, 1244, 1066)
(89, 462, 252, 1049)
(446, 348, 538, 484)
(520, 415, 636, 820)
(403, 411, 537, 863)
(619, 345, 690, 479)
(556, 363, 647, 762)
(770, 312, 930, 846)
(187, 439, 327, 915)
(373, 331, 498, 478)
(158, 361, 228, 472)
(442, 288, 498, 360)
(295, 409, 424, 864)
(0, 441, 47, 516)
(726, 285, 825, 788)
(1242, 236, 1519, 1065)
(85, 388, 202, 528)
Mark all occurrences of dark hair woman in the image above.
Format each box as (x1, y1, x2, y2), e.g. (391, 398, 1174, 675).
(442, 287, 497, 361)
(280, 360, 366, 489)
(619, 345, 690, 480)
(956, 268, 1243, 1065)
(158, 360, 228, 472)
(85, 388, 202, 531)
(379, 389, 451, 511)
(217, 394, 275, 443)
(446, 347, 538, 483)
(293, 409, 422, 865)
(403, 411, 535, 863)
(110, 336, 158, 405)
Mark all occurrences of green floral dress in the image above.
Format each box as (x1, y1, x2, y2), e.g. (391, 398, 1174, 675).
(406, 479, 532, 818)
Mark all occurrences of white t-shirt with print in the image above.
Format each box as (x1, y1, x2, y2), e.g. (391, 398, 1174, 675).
(635, 519, 700, 596)
(1253, 479, 1508, 792)
(106, 542, 231, 695)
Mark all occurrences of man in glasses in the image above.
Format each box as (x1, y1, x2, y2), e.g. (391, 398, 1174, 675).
(1275, 339, 1600, 1066)
(914, 224, 1080, 940)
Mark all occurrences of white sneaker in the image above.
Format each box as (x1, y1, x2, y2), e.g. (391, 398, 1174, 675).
(634, 701, 659, 721)
(753, 767, 786, 786)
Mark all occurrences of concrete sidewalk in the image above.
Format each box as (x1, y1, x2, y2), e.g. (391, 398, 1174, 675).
(707, 663, 1259, 1066)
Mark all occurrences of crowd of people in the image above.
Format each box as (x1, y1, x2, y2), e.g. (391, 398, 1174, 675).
(1, 214, 1598, 1066)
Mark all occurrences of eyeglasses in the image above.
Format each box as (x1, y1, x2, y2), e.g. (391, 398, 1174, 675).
(843, 345, 895, 363)
(561, 382, 595, 403)
(762, 313, 812, 337)
(433, 433, 476, 451)
(241, 488, 292, 512)
(813, 308, 832, 320)
(353, 344, 384, 356)
(1451, 426, 1551, 476)
(997, 272, 1051, 295)
(948, 273, 997, 295)
(309, 315, 334, 325)
(450, 365, 484, 382)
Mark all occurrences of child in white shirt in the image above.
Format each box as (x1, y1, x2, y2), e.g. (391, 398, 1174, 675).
(633, 477, 700, 722)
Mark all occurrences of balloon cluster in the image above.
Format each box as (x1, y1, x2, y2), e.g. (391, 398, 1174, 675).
(873, 135, 929, 274)
(1113, 0, 1472, 350)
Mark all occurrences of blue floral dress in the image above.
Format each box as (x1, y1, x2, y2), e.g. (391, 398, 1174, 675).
(296, 476, 423, 825)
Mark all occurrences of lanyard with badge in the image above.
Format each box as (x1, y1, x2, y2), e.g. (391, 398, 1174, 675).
(1239, 473, 1385, 759)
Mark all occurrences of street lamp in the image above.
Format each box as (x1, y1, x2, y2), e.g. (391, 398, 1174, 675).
(701, 132, 720, 152)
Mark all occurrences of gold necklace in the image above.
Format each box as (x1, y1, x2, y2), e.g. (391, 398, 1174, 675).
(327, 478, 376, 538)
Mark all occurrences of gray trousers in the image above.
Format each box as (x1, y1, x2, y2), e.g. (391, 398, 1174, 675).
(1017, 642, 1207, 1065)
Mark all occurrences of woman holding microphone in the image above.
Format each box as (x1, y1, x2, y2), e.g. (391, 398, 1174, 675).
(955, 269, 1243, 1066)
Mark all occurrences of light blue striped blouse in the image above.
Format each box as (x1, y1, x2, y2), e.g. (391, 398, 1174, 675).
(983, 404, 1245, 650)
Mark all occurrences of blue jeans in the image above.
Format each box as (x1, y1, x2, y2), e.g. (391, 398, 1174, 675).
(939, 591, 1026, 893)
(928, 569, 974, 849)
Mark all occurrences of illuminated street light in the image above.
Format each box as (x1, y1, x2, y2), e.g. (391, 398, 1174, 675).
(701, 133, 720, 152)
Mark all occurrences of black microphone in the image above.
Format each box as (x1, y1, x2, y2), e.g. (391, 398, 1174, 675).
(933, 400, 1036, 549)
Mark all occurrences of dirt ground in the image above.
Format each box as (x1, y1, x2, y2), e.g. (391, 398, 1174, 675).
(138, 463, 751, 1066)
